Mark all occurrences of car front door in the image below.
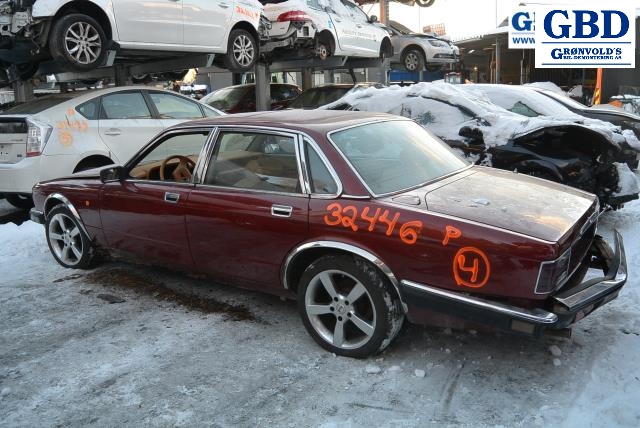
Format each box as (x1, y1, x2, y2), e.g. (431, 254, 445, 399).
(186, 128, 309, 290)
(97, 90, 164, 164)
(111, 0, 183, 45)
(100, 130, 212, 267)
(183, 0, 233, 49)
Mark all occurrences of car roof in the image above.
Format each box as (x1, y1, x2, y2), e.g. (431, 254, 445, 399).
(173, 110, 405, 133)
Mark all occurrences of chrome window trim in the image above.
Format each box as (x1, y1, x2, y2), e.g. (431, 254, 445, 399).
(194, 182, 310, 199)
(282, 240, 408, 313)
(326, 119, 471, 198)
(44, 193, 90, 238)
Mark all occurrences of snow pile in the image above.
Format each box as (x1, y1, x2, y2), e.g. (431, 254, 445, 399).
(611, 94, 640, 116)
(612, 162, 640, 196)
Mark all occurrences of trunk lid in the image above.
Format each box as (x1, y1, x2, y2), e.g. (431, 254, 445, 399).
(422, 167, 596, 242)
(0, 115, 28, 164)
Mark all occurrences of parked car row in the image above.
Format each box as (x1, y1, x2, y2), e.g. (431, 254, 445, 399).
(28, 110, 628, 357)
(322, 82, 640, 209)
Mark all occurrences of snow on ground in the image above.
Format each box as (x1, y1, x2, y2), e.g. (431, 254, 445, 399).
(0, 193, 639, 427)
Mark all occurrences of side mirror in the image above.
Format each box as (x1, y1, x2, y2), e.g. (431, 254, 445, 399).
(100, 166, 126, 183)
(369, 15, 378, 23)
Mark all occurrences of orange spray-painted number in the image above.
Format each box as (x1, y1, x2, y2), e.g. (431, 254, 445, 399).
(323, 203, 422, 245)
(453, 247, 491, 289)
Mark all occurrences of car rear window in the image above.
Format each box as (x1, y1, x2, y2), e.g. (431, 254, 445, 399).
(330, 120, 468, 195)
(0, 94, 76, 115)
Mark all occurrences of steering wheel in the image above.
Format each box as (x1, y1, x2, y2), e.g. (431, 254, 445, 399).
(159, 155, 196, 182)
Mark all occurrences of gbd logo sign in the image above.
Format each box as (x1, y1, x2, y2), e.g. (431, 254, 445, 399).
(509, 5, 635, 68)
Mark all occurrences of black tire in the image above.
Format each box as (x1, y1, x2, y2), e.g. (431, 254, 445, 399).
(224, 29, 257, 72)
(5, 194, 34, 209)
(49, 13, 108, 72)
(297, 254, 404, 358)
(45, 205, 96, 269)
(401, 49, 425, 72)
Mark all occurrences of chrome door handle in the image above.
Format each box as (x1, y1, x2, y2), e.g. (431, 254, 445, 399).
(164, 192, 180, 203)
(220, 3, 229, 8)
(104, 129, 121, 136)
(271, 204, 292, 217)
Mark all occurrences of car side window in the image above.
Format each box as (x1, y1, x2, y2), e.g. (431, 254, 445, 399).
(305, 142, 338, 195)
(148, 92, 205, 119)
(205, 131, 301, 193)
(76, 99, 100, 120)
(101, 92, 152, 120)
(129, 132, 209, 182)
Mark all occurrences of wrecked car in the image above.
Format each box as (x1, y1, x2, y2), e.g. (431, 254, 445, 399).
(324, 83, 640, 209)
(30, 110, 627, 357)
(261, 0, 392, 61)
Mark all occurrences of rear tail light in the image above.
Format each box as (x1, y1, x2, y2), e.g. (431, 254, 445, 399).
(535, 248, 571, 294)
(26, 118, 52, 157)
(277, 10, 310, 22)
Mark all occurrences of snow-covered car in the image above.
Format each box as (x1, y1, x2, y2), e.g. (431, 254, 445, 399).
(323, 83, 640, 209)
(200, 83, 301, 113)
(532, 87, 640, 143)
(261, 0, 392, 61)
(29, 110, 628, 358)
(462, 84, 640, 171)
(383, 20, 459, 72)
(0, 0, 262, 81)
(0, 86, 222, 208)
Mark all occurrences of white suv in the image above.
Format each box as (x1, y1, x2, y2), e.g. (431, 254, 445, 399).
(263, 0, 392, 61)
(0, 0, 263, 77)
(0, 86, 222, 208)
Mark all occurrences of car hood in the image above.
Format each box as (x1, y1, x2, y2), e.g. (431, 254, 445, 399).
(418, 167, 596, 242)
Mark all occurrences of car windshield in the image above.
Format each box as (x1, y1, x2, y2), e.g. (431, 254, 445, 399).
(330, 120, 468, 195)
(473, 86, 579, 118)
(1, 93, 78, 114)
(201, 86, 249, 110)
(289, 87, 352, 108)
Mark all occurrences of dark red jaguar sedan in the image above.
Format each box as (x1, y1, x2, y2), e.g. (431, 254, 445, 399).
(30, 111, 627, 358)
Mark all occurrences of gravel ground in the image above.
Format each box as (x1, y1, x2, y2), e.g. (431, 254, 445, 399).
(0, 199, 639, 427)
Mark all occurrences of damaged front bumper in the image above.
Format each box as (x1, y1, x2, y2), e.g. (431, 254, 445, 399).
(400, 230, 627, 336)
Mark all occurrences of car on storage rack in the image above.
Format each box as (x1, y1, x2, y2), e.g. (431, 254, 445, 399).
(261, 0, 392, 61)
(0, 86, 222, 208)
(323, 82, 640, 209)
(382, 20, 459, 72)
(0, 0, 263, 80)
(29, 110, 627, 358)
(200, 83, 301, 113)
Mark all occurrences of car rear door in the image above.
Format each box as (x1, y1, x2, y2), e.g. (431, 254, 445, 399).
(97, 90, 164, 164)
(183, 0, 233, 49)
(186, 128, 309, 290)
(100, 129, 212, 267)
(144, 90, 207, 129)
(111, 0, 183, 45)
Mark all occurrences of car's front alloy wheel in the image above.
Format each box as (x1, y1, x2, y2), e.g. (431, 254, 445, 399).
(225, 29, 257, 72)
(45, 206, 96, 269)
(402, 49, 424, 72)
(49, 14, 108, 71)
(298, 255, 404, 358)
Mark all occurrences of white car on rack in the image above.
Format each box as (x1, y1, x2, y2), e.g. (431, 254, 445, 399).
(0, 86, 222, 208)
(0, 0, 263, 80)
(262, 0, 392, 60)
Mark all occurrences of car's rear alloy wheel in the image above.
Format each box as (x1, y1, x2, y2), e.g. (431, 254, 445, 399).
(49, 14, 108, 71)
(402, 49, 424, 72)
(225, 29, 257, 72)
(46, 206, 96, 269)
(298, 255, 404, 358)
